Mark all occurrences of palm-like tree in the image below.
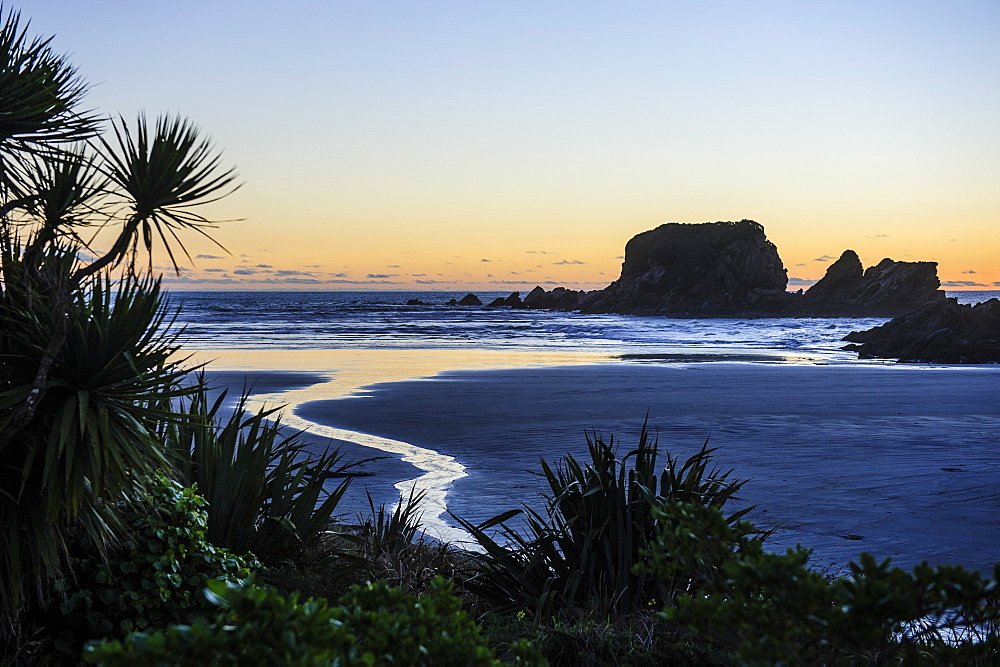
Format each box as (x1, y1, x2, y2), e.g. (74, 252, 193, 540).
(0, 6, 238, 633)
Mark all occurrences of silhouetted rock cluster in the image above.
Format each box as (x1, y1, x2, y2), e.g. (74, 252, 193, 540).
(407, 221, 974, 361)
(487, 292, 526, 308)
(576, 220, 944, 317)
(842, 298, 1000, 363)
(801, 250, 943, 317)
(444, 293, 482, 306)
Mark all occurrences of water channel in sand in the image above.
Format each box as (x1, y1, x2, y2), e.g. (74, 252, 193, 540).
(188, 348, 613, 542)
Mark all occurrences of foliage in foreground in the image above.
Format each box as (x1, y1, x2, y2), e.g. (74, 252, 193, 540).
(83, 578, 532, 666)
(455, 425, 755, 618)
(164, 382, 365, 565)
(0, 3, 236, 634)
(26, 474, 258, 661)
(644, 501, 1000, 664)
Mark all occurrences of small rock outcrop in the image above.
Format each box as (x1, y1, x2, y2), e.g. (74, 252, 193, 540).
(582, 220, 789, 316)
(456, 293, 482, 306)
(842, 298, 1000, 363)
(523, 286, 590, 311)
(803, 250, 944, 316)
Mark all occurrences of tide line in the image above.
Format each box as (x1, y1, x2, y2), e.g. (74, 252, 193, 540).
(244, 395, 473, 544)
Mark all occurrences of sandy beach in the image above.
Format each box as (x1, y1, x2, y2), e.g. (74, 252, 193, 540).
(203, 353, 1000, 574)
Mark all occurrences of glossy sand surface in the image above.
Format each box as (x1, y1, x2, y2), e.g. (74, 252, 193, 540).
(205, 354, 1000, 572)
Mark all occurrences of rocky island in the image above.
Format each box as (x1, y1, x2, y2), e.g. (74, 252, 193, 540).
(511, 220, 945, 318)
(427, 220, 997, 362)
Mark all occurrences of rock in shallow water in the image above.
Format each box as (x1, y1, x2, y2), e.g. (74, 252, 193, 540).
(843, 298, 1000, 363)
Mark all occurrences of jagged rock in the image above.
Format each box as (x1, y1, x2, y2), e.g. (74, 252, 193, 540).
(445, 298, 457, 306)
(804, 250, 864, 303)
(486, 293, 528, 308)
(405, 298, 427, 305)
(804, 250, 944, 316)
(504, 292, 525, 308)
(523, 286, 588, 310)
(843, 298, 1000, 363)
(522, 286, 549, 308)
(456, 293, 482, 306)
(582, 220, 789, 316)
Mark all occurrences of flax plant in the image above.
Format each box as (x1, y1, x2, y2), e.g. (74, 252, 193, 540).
(455, 423, 755, 618)
(164, 382, 362, 565)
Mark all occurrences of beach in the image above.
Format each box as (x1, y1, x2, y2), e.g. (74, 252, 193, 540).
(201, 350, 1000, 574)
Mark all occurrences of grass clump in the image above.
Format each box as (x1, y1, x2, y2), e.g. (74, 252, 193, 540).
(164, 381, 370, 567)
(454, 422, 754, 619)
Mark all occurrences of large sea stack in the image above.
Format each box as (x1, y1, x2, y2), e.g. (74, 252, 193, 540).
(581, 220, 789, 316)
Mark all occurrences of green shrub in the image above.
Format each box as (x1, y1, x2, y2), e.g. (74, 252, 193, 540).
(455, 425, 753, 618)
(84, 578, 508, 666)
(31, 473, 258, 660)
(645, 502, 1000, 663)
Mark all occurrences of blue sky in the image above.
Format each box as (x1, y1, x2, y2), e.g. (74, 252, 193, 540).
(20, 0, 1000, 289)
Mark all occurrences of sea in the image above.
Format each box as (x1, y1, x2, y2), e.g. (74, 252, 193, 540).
(167, 289, 1000, 568)
(170, 289, 998, 363)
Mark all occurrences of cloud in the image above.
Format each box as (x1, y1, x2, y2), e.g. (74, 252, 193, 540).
(787, 277, 817, 286)
(366, 273, 398, 279)
(330, 272, 348, 278)
(865, 234, 890, 239)
(526, 250, 555, 255)
(233, 268, 257, 275)
(796, 263, 806, 267)
(962, 270, 977, 274)
(162, 276, 243, 285)
(942, 280, 986, 287)
(814, 255, 835, 262)
(195, 254, 225, 260)
(480, 259, 493, 263)
(614, 255, 624, 260)
(275, 269, 314, 276)
(261, 277, 325, 284)
(411, 273, 427, 277)
(203, 268, 226, 273)
(255, 264, 273, 269)
(488, 279, 561, 285)
(414, 279, 451, 284)
(388, 264, 401, 268)
(554, 259, 585, 265)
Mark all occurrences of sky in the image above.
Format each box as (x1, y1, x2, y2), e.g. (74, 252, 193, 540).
(19, 0, 1000, 291)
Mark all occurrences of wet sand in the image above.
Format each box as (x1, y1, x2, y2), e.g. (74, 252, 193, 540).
(206, 359, 1000, 573)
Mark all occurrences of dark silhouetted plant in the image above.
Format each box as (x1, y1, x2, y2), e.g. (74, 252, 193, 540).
(163, 381, 364, 565)
(0, 4, 236, 637)
(454, 424, 754, 618)
(346, 486, 467, 596)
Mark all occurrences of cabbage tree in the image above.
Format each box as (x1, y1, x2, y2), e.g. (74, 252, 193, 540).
(0, 6, 237, 634)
